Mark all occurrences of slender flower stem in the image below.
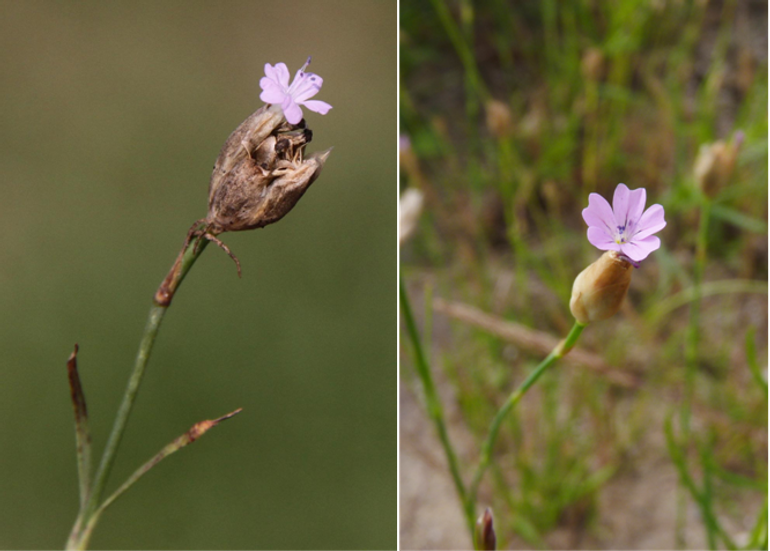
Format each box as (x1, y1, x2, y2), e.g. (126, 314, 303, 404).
(683, 197, 710, 437)
(427, 0, 489, 103)
(467, 321, 586, 513)
(67, 236, 210, 550)
(399, 276, 473, 535)
(677, 196, 710, 548)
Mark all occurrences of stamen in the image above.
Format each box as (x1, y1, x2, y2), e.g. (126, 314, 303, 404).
(300, 56, 312, 73)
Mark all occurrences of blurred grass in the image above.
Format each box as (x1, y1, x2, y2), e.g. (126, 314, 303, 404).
(0, 1, 395, 549)
(400, 0, 767, 548)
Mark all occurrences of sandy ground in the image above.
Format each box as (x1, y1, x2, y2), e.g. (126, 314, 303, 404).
(401, 378, 474, 550)
(400, 370, 764, 550)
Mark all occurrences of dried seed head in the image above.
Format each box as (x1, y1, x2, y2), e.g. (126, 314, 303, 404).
(485, 99, 513, 139)
(570, 251, 633, 324)
(693, 132, 743, 198)
(206, 104, 331, 233)
(581, 47, 605, 81)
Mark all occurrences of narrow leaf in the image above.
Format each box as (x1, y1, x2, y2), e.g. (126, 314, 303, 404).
(96, 408, 243, 515)
(745, 327, 768, 396)
(710, 204, 768, 234)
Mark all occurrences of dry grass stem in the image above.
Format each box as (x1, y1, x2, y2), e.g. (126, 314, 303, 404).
(433, 298, 641, 389)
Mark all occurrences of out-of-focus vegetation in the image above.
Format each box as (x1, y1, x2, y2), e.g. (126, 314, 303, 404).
(400, 0, 767, 548)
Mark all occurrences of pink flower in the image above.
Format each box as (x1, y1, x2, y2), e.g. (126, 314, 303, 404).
(259, 57, 332, 125)
(582, 183, 666, 264)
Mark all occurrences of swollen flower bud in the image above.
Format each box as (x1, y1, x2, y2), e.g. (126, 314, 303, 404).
(693, 132, 743, 198)
(570, 251, 633, 324)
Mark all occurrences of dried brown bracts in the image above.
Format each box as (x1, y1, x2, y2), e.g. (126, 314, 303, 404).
(207, 105, 331, 233)
(181, 104, 331, 278)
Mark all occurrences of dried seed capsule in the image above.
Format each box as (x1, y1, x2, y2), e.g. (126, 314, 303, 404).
(484, 99, 513, 139)
(206, 105, 330, 233)
(693, 132, 743, 198)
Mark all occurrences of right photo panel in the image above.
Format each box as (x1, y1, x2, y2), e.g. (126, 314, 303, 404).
(399, 1, 768, 549)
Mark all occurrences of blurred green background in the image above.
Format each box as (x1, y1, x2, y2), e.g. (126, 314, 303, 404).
(0, 1, 395, 549)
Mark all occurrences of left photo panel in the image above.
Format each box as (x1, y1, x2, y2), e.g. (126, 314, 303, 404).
(0, 1, 397, 549)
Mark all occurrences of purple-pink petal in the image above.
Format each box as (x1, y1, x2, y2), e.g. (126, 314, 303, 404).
(263, 64, 277, 82)
(259, 81, 286, 104)
(583, 193, 615, 231)
(302, 99, 332, 115)
(621, 235, 661, 262)
(633, 204, 667, 240)
(613, 183, 646, 228)
(587, 227, 620, 251)
(272, 63, 291, 88)
(291, 73, 323, 103)
(581, 183, 665, 262)
(612, 184, 630, 224)
(282, 98, 304, 125)
(261, 59, 331, 124)
(625, 187, 646, 230)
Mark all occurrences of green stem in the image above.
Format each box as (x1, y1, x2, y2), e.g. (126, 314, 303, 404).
(682, 199, 710, 440)
(427, 0, 489, 103)
(467, 321, 586, 514)
(67, 235, 210, 550)
(677, 197, 710, 547)
(399, 276, 473, 536)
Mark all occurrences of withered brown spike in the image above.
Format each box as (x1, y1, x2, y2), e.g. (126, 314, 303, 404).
(475, 508, 496, 551)
(66, 344, 88, 420)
